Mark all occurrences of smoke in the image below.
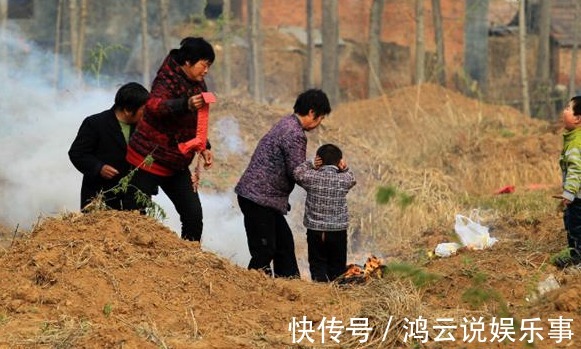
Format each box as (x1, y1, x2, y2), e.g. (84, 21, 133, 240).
(0, 27, 110, 225)
(0, 27, 321, 276)
(0, 27, 254, 268)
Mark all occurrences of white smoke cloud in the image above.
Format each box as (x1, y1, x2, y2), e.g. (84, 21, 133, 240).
(0, 27, 320, 276)
(0, 27, 254, 268)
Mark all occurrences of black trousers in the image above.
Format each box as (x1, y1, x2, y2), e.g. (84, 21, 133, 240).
(237, 195, 300, 278)
(131, 168, 203, 241)
(307, 229, 347, 282)
(564, 200, 581, 260)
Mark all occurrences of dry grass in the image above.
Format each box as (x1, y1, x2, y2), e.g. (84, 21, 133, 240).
(306, 83, 560, 254)
(203, 83, 561, 258)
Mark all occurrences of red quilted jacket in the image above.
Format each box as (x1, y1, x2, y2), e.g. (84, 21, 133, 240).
(128, 50, 209, 173)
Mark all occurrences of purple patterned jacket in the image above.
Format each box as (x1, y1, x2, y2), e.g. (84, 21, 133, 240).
(235, 114, 306, 214)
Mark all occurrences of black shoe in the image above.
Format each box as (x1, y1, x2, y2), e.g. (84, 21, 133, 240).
(554, 255, 581, 269)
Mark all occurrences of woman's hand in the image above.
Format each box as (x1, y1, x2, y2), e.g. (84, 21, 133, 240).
(338, 158, 347, 171)
(201, 149, 213, 169)
(188, 94, 205, 111)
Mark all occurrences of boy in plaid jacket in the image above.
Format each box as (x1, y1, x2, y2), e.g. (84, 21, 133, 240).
(294, 144, 356, 282)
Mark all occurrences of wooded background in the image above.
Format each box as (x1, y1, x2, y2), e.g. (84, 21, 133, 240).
(1, 0, 579, 119)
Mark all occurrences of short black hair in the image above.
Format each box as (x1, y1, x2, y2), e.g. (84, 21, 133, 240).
(293, 88, 331, 118)
(316, 143, 342, 166)
(113, 82, 150, 113)
(571, 96, 581, 116)
(173, 37, 215, 65)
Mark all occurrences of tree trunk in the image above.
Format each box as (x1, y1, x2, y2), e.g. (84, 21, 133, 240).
(304, 0, 315, 89)
(535, 0, 552, 118)
(159, 0, 170, 52)
(140, 0, 150, 86)
(69, 0, 79, 71)
(54, 0, 63, 88)
(414, 0, 425, 84)
(222, 0, 232, 95)
(569, 0, 580, 98)
(463, 0, 489, 95)
(247, 0, 264, 102)
(368, 0, 385, 97)
(76, 0, 87, 81)
(0, 0, 7, 69)
(322, 0, 339, 105)
(519, 0, 530, 116)
(432, 0, 446, 86)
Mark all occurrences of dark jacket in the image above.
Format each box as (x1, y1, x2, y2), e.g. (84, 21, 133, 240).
(128, 51, 210, 172)
(68, 108, 134, 209)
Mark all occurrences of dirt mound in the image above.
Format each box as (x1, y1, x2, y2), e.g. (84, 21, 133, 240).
(2, 209, 581, 348)
(0, 211, 364, 348)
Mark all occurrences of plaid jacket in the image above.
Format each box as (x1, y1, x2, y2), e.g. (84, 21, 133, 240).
(294, 161, 356, 231)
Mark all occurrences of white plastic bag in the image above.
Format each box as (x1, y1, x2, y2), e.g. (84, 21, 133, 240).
(454, 214, 498, 250)
(434, 242, 462, 257)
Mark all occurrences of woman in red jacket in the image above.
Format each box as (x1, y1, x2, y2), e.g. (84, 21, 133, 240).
(127, 37, 215, 242)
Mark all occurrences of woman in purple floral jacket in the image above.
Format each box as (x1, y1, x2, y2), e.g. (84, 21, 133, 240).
(235, 89, 331, 278)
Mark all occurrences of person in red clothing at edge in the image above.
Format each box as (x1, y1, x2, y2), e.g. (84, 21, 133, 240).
(127, 37, 215, 242)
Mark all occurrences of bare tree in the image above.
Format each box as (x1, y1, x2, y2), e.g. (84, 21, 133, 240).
(0, 0, 7, 66)
(222, 0, 232, 95)
(368, 0, 385, 97)
(519, 0, 530, 116)
(432, 0, 446, 86)
(159, 0, 170, 52)
(247, 0, 264, 102)
(76, 0, 87, 78)
(304, 0, 315, 89)
(569, 0, 580, 98)
(415, 0, 425, 84)
(54, 0, 64, 87)
(535, 0, 552, 118)
(463, 0, 489, 95)
(322, 0, 339, 105)
(140, 0, 150, 86)
(69, 0, 79, 70)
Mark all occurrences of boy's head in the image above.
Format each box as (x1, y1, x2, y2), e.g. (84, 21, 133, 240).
(316, 144, 342, 166)
(564, 96, 581, 130)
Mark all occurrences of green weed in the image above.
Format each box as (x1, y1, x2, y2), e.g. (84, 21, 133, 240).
(87, 43, 127, 86)
(88, 154, 167, 221)
(376, 185, 415, 209)
(103, 303, 113, 318)
(383, 261, 441, 288)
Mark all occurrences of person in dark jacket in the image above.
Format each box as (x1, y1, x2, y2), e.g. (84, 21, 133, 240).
(69, 82, 150, 211)
(127, 37, 215, 242)
(235, 89, 331, 278)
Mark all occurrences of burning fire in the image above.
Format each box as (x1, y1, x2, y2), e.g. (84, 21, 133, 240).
(336, 255, 384, 284)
